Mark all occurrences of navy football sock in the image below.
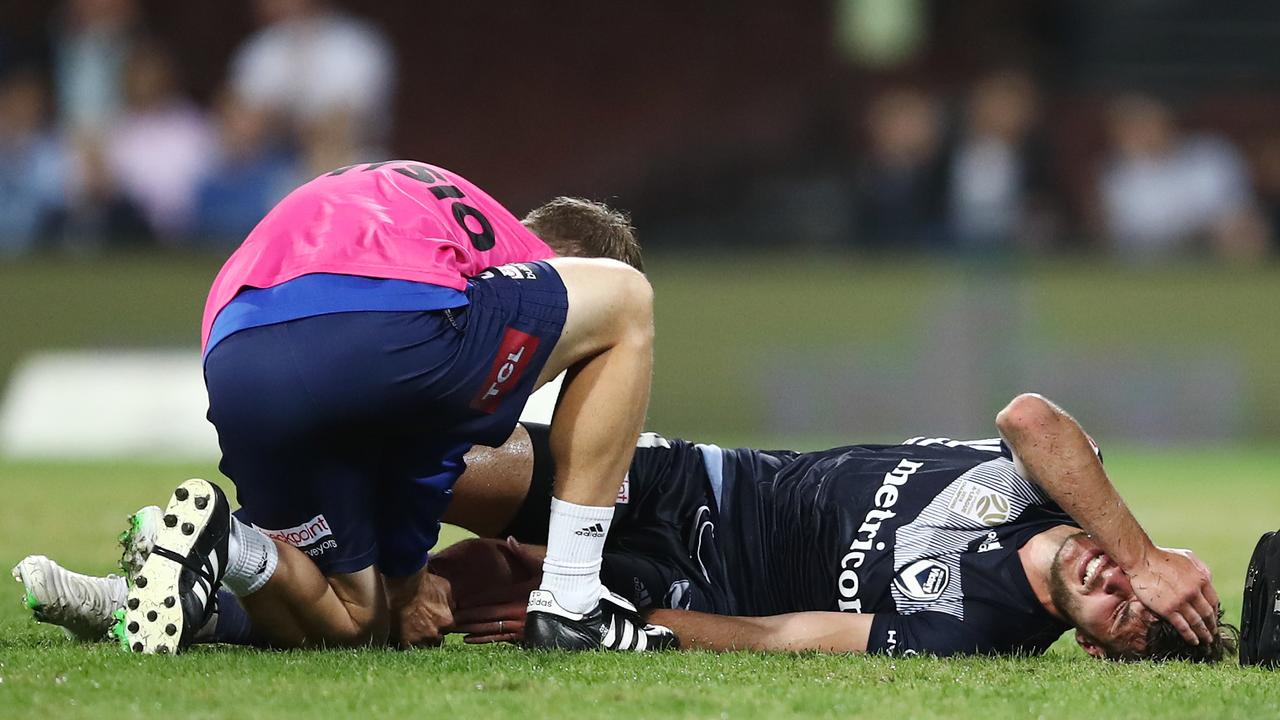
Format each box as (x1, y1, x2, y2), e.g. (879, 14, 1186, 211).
(196, 589, 258, 645)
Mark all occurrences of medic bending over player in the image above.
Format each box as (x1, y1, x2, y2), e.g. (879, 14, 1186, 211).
(119, 161, 673, 654)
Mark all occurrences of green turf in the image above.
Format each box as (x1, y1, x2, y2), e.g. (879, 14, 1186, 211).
(2, 450, 1280, 719)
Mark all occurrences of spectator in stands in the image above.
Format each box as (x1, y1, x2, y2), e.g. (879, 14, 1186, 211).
(193, 89, 303, 246)
(1099, 94, 1267, 260)
(945, 68, 1058, 252)
(1248, 134, 1280, 258)
(41, 0, 155, 252)
(51, 0, 139, 135)
(102, 41, 216, 241)
(851, 88, 947, 249)
(0, 68, 67, 255)
(41, 137, 153, 252)
(229, 0, 396, 172)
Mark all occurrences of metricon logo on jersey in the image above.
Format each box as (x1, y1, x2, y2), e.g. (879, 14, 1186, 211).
(835, 458, 923, 612)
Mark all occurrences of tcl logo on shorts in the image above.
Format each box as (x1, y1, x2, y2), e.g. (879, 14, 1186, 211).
(254, 514, 334, 549)
(471, 328, 540, 413)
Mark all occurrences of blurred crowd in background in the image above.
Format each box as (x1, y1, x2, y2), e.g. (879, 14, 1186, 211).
(0, 0, 391, 254)
(2, 0, 1280, 261)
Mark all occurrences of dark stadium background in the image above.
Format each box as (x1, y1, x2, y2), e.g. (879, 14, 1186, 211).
(4, 7, 1280, 718)
(3, 0, 1280, 448)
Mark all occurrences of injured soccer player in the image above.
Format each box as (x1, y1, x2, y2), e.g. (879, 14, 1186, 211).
(14, 394, 1233, 660)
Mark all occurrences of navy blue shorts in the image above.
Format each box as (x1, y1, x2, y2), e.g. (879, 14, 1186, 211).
(205, 261, 567, 576)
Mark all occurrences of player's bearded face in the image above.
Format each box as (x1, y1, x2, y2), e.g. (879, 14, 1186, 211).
(1049, 532, 1156, 658)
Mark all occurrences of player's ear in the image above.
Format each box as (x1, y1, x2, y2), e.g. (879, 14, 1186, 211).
(1075, 631, 1106, 659)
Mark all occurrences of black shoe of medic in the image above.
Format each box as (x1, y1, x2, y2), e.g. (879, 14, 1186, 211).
(116, 479, 230, 654)
(524, 589, 679, 651)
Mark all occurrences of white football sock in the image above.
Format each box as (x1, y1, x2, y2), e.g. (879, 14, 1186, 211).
(222, 517, 278, 597)
(539, 497, 613, 614)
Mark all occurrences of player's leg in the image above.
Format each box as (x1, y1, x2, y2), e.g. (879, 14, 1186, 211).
(442, 424, 539, 538)
(219, 308, 522, 650)
(534, 257, 654, 506)
(237, 553, 386, 648)
(119, 506, 261, 647)
(516, 257, 670, 648)
(121, 476, 390, 652)
(216, 440, 388, 650)
(445, 420, 623, 545)
(424, 259, 669, 649)
(121, 320, 392, 654)
(14, 505, 358, 649)
(485, 419, 731, 617)
(11, 555, 127, 642)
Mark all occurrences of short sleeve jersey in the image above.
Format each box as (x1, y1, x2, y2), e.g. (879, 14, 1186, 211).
(201, 161, 554, 349)
(712, 437, 1079, 656)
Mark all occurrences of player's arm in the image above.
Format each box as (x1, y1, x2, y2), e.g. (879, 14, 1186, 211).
(642, 609, 989, 656)
(444, 541, 873, 653)
(995, 392, 1218, 644)
(643, 609, 873, 653)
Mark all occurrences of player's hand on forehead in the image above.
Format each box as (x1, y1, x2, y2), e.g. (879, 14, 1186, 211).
(1128, 546, 1219, 646)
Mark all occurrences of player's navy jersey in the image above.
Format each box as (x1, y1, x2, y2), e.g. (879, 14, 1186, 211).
(615, 434, 1078, 657)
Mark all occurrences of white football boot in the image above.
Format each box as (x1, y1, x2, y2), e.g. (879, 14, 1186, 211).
(11, 555, 127, 642)
(118, 479, 231, 654)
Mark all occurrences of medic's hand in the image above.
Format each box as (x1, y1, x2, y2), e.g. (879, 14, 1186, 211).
(1128, 546, 1219, 646)
(387, 568, 455, 648)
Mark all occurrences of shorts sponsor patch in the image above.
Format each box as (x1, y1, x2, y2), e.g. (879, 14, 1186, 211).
(616, 476, 630, 504)
(470, 328, 541, 413)
(479, 263, 539, 281)
(254, 513, 337, 559)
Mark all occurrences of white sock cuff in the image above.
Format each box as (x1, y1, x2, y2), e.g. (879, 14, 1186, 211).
(542, 556, 602, 575)
(223, 518, 279, 597)
(549, 497, 615, 521)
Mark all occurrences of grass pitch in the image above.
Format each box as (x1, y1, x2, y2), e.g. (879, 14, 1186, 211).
(2, 449, 1280, 719)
